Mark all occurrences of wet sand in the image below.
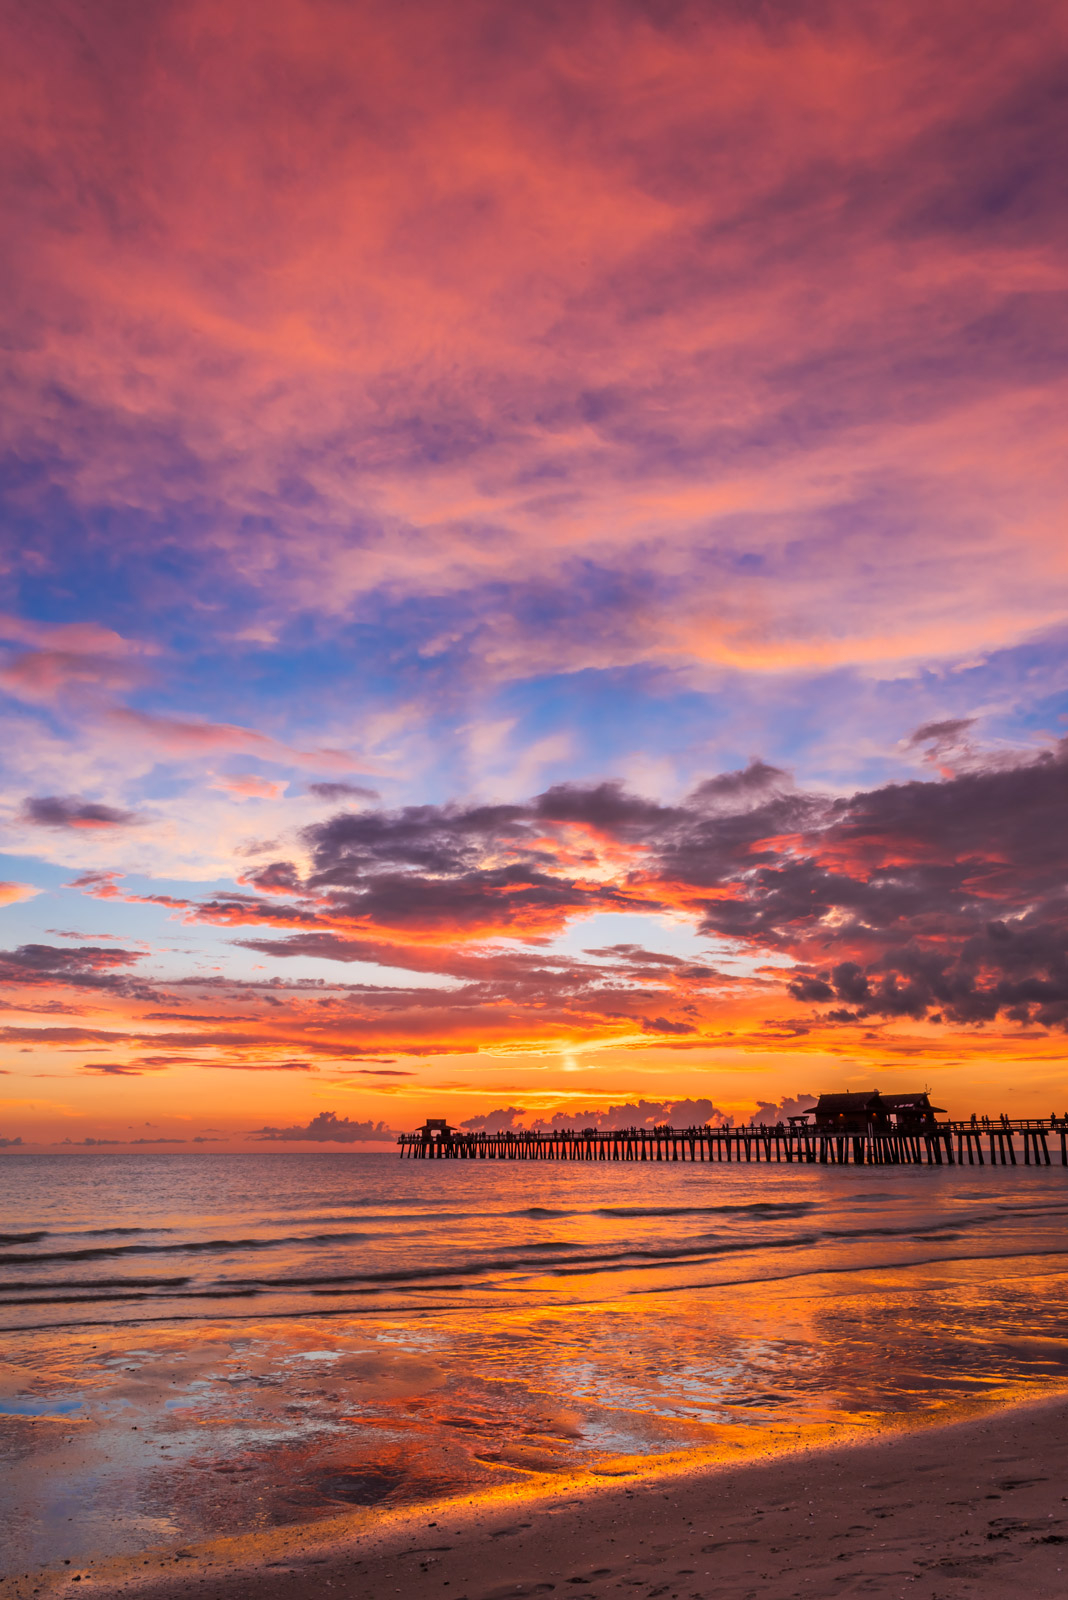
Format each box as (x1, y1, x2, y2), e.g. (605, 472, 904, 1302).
(14, 1394, 1068, 1600)
(5, 1161, 1068, 1580)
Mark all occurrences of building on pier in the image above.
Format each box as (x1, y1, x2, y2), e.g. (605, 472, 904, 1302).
(881, 1092, 944, 1131)
(418, 1118, 454, 1147)
(812, 1090, 944, 1134)
(813, 1092, 889, 1134)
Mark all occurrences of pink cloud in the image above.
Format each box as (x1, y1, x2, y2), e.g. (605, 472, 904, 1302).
(0, 616, 148, 655)
(65, 871, 125, 899)
(214, 774, 288, 799)
(0, 0, 1065, 686)
(104, 708, 362, 772)
(0, 615, 157, 704)
(0, 649, 145, 704)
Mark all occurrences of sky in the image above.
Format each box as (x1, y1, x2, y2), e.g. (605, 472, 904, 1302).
(2, 0, 1067, 1150)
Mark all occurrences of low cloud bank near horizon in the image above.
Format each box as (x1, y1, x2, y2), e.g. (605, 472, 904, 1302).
(251, 1111, 398, 1143)
(460, 1095, 817, 1133)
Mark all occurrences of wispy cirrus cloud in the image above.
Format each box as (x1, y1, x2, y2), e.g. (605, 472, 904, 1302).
(0, 615, 157, 706)
(2, 0, 1067, 687)
(102, 708, 363, 773)
(81, 1063, 150, 1077)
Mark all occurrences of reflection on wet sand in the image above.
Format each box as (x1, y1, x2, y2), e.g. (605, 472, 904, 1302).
(3, 1252, 1068, 1571)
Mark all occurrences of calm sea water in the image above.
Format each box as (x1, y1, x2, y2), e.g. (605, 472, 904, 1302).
(1, 1153, 1067, 1571)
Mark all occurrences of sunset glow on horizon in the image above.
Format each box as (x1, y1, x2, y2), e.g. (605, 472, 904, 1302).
(3, 0, 1068, 1148)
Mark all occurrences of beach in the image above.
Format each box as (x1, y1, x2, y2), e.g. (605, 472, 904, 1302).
(13, 1393, 1068, 1600)
(2, 1156, 1067, 1595)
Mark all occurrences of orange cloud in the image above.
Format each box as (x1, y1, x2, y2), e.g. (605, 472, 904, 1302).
(0, 882, 39, 907)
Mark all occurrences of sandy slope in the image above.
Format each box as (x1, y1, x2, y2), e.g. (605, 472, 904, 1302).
(10, 1396, 1068, 1600)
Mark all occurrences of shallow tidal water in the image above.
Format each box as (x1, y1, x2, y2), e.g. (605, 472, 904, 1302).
(1, 1152, 1067, 1573)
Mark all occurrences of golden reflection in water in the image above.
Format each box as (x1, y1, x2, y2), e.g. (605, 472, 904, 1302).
(2, 1254, 1067, 1571)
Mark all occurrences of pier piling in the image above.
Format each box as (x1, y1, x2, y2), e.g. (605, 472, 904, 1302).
(399, 1118, 1068, 1168)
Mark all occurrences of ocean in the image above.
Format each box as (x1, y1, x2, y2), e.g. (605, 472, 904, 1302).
(1, 1153, 1067, 1570)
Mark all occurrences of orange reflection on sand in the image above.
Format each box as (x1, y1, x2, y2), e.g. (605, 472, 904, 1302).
(6, 1254, 1068, 1573)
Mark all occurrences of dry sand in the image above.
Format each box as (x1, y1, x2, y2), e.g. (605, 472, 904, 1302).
(8, 1396, 1068, 1600)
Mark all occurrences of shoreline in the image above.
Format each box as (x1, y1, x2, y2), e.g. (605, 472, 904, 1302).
(13, 1390, 1068, 1600)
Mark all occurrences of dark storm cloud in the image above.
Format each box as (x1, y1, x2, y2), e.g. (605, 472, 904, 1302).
(759, 745, 1068, 1026)
(241, 861, 305, 894)
(59, 743, 1068, 1039)
(787, 975, 834, 1002)
(292, 745, 1068, 1029)
(20, 795, 140, 828)
(236, 797, 637, 937)
(304, 801, 530, 878)
(324, 865, 630, 934)
(263, 776, 797, 941)
(687, 759, 791, 808)
(531, 780, 676, 832)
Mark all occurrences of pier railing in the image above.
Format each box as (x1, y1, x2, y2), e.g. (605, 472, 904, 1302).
(397, 1119, 1068, 1167)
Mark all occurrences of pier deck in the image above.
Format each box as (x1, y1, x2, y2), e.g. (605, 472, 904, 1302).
(398, 1120, 1068, 1166)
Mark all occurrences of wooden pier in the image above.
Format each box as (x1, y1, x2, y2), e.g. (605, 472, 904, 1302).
(398, 1119, 1068, 1167)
